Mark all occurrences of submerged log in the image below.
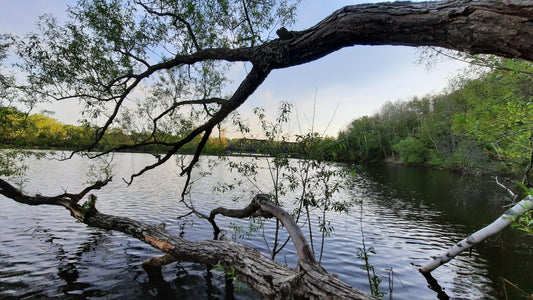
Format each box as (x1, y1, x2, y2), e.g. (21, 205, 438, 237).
(84, 200, 377, 299)
(419, 195, 533, 274)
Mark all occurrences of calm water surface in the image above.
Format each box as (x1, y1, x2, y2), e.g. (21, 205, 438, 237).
(0, 152, 532, 299)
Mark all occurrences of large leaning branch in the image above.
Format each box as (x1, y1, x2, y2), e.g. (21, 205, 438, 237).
(145, 0, 533, 179)
(419, 195, 533, 274)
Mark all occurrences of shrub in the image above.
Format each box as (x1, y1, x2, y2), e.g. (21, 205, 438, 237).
(393, 137, 428, 165)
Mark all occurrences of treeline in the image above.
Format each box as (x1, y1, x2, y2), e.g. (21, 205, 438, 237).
(0, 107, 338, 158)
(0, 107, 229, 154)
(336, 58, 533, 176)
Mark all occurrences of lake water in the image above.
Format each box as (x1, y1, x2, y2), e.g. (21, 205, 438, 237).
(0, 152, 532, 299)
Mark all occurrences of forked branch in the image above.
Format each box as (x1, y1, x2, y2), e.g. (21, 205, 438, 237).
(209, 194, 316, 264)
(0, 178, 111, 220)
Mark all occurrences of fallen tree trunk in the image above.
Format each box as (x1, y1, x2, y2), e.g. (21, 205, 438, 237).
(419, 195, 533, 274)
(0, 178, 376, 299)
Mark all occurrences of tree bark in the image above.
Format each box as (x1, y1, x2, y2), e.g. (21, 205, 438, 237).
(165, 0, 533, 70)
(419, 195, 533, 274)
(86, 211, 375, 299)
(210, 194, 316, 264)
(273, 0, 533, 64)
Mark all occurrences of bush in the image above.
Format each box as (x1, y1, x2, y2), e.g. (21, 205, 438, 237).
(393, 137, 428, 165)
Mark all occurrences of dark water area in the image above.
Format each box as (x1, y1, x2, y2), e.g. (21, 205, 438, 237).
(0, 153, 532, 299)
(353, 164, 533, 298)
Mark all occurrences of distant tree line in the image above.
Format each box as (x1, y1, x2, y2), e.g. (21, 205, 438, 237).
(1, 106, 342, 159)
(0, 107, 229, 154)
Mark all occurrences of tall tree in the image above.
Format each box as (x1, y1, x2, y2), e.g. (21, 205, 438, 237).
(2, 1, 533, 298)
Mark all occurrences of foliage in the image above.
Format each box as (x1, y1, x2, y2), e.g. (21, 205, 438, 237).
(211, 261, 243, 292)
(337, 57, 533, 181)
(215, 102, 351, 262)
(0, 107, 233, 155)
(510, 185, 533, 235)
(0, 150, 45, 188)
(356, 246, 385, 297)
(451, 59, 533, 174)
(393, 137, 428, 165)
(80, 194, 99, 220)
(357, 199, 385, 297)
(511, 207, 533, 235)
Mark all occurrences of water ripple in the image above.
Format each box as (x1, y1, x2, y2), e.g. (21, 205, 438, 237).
(1, 153, 531, 299)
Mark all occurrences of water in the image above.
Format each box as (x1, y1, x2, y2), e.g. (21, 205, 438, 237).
(1, 152, 532, 299)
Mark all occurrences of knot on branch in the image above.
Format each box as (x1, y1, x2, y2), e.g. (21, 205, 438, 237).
(251, 193, 271, 206)
(276, 27, 296, 40)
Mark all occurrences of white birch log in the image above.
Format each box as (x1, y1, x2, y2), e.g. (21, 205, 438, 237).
(419, 195, 533, 274)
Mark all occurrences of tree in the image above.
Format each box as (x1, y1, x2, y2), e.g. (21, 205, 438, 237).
(452, 58, 533, 176)
(2, 0, 533, 298)
(393, 136, 429, 165)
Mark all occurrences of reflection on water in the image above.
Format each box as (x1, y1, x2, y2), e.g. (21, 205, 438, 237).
(0, 153, 532, 299)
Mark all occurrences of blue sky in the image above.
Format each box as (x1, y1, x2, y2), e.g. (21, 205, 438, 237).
(0, 0, 469, 138)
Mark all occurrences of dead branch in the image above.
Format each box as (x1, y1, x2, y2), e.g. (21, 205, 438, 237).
(419, 195, 533, 274)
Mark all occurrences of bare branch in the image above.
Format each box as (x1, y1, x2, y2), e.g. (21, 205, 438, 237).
(241, 0, 258, 46)
(493, 176, 518, 199)
(427, 47, 533, 76)
(207, 194, 316, 264)
(0, 178, 111, 220)
(151, 97, 226, 132)
(0, 178, 111, 206)
(179, 126, 213, 200)
(116, 48, 151, 68)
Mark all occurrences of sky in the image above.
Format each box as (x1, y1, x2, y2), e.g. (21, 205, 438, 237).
(0, 0, 469, 138)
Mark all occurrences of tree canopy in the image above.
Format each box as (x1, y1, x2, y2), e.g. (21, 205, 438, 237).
(3, 0, 533, 185)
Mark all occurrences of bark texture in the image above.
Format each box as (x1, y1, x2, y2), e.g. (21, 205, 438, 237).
(210, 194, 316, 264)
(269, 0, 533, 66)
(419, 195, 533, 274)
(168, 0, 533, 70)
(86, 211, 375, 299)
